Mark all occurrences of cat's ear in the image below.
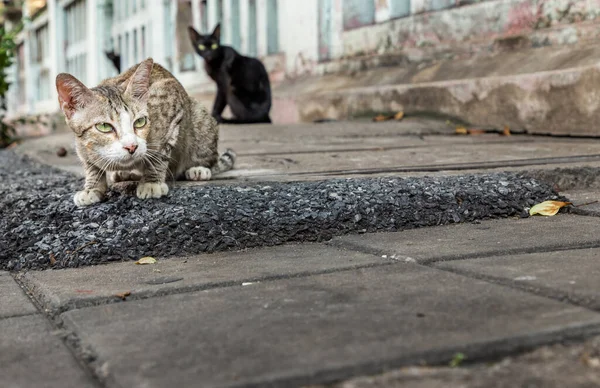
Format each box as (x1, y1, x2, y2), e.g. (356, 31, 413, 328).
(188, 26, 202, 45)
(211, 23, 221, 41)
(56, 73, 94, 120)
(124, 58, 153, 101)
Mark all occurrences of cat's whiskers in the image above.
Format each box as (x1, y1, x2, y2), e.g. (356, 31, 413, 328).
(143, 151, 175, 181)
(85, 155, 113, 189)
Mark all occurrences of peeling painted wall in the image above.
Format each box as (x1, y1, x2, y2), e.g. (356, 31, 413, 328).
(337, 0, 600, 59)
(342, 0, 497, 31)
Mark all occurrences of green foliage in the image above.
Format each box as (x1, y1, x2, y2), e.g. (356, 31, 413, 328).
(0, 26, 18, 148)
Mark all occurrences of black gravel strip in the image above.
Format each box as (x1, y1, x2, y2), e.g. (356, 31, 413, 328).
(1, 150, 562, 271)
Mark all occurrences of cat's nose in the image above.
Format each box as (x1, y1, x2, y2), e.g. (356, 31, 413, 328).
(123, 144, 138, 155)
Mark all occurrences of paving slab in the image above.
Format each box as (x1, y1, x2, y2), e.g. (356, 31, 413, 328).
(0, 272, 38, 319)
(0, 315, 95, 388)
(435, 248, 600, 310)
(16, 125, 600, 180)
(317, 336, 600, 388)
(330, 215, 600, 263)
(60, 265, 600, 388)
(234, 139, 600, 175)
(19, 243, 385, 314)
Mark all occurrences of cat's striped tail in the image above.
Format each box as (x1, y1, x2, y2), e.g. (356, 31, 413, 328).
(211, 149, 236, 175)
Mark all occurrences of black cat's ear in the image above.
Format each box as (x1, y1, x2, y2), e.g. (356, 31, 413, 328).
(124, 58, 153, 101)
(211, 23, 221, 41)
(56, 73, 94, 120)
(188, 26, 201, 44)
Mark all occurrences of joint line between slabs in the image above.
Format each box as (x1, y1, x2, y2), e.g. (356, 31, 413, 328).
(10, 273, 109, 388)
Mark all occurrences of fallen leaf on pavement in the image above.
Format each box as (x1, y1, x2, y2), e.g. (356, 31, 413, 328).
(502, 126, 511, 136)
(450, 352, 466, 367)
(115, 291, 131, 300)
(455, 127, 468, 135)
(529, 201, 572, 216)
(393, 111, 404, 121)
(581, 352, 600, 368)
(467, 129, 486, 135)
(135, 257, 157, 265)
(373, 114, 389, 122)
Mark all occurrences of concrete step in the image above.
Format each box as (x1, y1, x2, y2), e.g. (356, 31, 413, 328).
(190, 40, 600, 136)
(267, 41, 600, 136)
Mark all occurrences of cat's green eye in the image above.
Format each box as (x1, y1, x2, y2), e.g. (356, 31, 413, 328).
(134, 117, 147, 128)
(198, 44, 206, 50)
(95, 123, 113, 133)
(211, 43, 218, 50)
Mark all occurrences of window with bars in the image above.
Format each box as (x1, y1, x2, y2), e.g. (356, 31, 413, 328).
(31, 23, 51, 102)
(64, 0, 87, 83)
(176, 0, 196, 71)
(16, 43, 26, 106)
(342, 0, 375, 30)
(200, 0, 209, 33)
(230, 0, 241, 50)
(266, 0, 279, 54)
(247, 0, 257, 56)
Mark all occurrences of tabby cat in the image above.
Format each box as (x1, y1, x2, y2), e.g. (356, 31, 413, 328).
(188, 24, 272, 124)
(55, 57, 236, 207)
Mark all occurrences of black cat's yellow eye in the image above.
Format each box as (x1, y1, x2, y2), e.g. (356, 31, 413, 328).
(211, 43, 218, 50)
(134, 117, 147, 128)
(95, 123, 113, 133)
(198, 44, 206, 50)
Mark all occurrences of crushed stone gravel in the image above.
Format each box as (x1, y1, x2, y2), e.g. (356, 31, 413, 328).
(0, 150, 561, 270)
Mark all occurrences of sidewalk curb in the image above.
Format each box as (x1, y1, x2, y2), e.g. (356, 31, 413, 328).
(0, 150, 563, 270)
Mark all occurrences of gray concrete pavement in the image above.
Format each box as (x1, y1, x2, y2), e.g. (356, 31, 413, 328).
(15, 119, 600, 182)
(317, 336, 600, 388)
(18, 243, 385, 314)
(6, 120, 600, 387)
(330, 216, 600, 263)
(0, 272, 37, 319)
(0, 315, 97, 388)
(6, 215, 600, 387)
(0, 277, 97, 388)
(58, 264, 599, 388)
(438, 249, 600, 309)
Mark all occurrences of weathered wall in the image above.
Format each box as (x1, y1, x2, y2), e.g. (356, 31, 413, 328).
(337, 0, 600, 60)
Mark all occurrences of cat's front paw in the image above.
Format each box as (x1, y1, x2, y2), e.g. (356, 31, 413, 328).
(185, 166, 212, 181)
(74, 189, 105, 207)
(136, 182, 169, 199)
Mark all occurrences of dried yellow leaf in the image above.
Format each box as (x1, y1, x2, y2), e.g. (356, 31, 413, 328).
(529, 201, 572, 216)
(393, 111, 404, 121)
(115, 291, 131, 300)
(135, 257, 157, 265)
(468, 129, 486, 135)
(373, 114, 389, 122)
(455, 127, 468, 135)
(502, 126, 511, 136)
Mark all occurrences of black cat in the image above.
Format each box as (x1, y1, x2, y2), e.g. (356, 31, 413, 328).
(104, 50, 121, 73)
(188, 24, 272, 124)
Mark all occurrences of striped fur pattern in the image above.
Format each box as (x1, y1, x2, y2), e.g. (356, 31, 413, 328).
(56, 58, 235, 206)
